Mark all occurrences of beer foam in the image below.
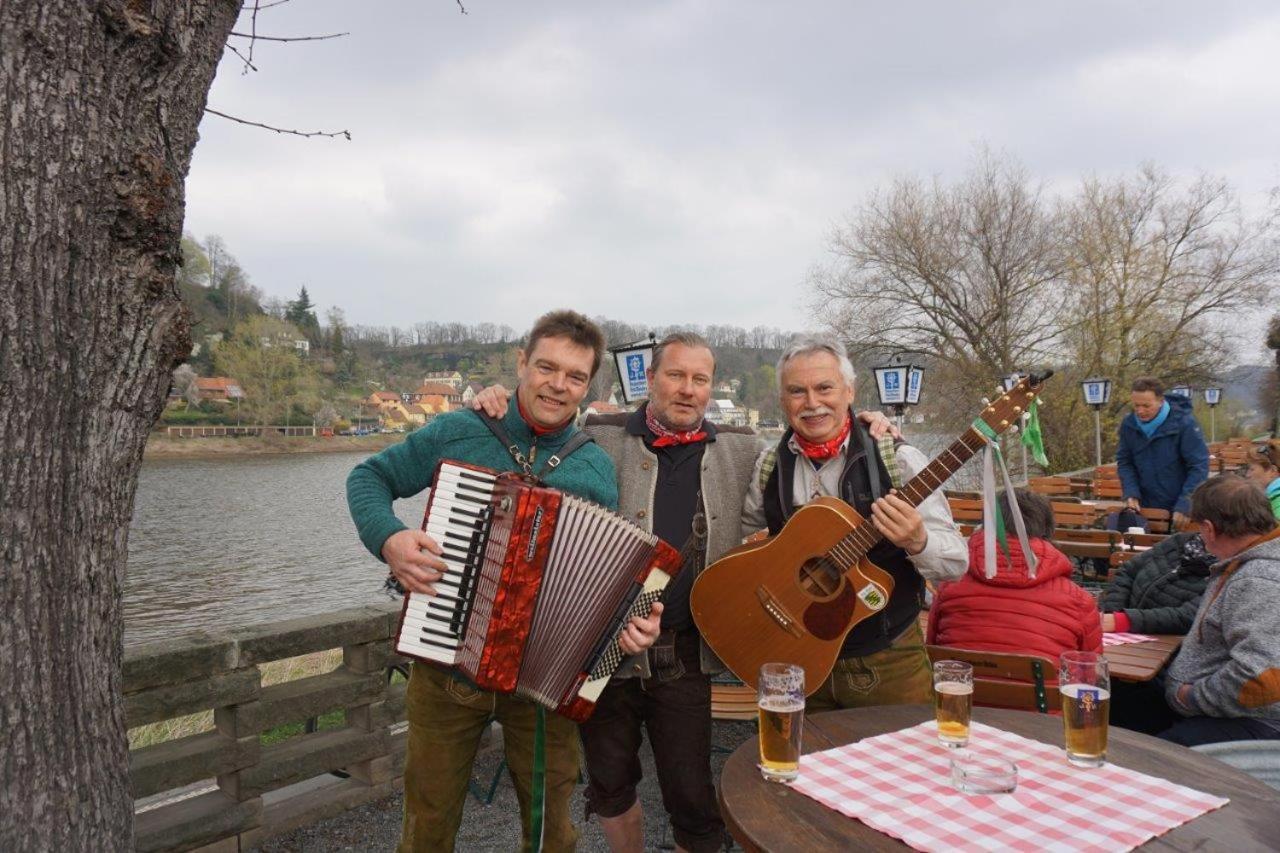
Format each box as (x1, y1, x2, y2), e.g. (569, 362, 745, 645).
(757, 697, 805, 713)
(934, 682, 974, 696)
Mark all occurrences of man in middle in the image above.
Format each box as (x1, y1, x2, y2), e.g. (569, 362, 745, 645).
(473, 331, 894, 853)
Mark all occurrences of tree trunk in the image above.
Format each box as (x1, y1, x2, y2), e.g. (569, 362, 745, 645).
(0, 3, 239, 848)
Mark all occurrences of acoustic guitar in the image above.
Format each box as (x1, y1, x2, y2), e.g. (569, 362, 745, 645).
(690, 372, 1052, 694)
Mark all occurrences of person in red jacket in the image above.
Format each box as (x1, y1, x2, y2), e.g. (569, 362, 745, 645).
(927, 489, 1103, 660)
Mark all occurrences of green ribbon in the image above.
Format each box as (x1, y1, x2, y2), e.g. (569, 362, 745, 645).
(1021, 398, 1049, 467)
(529, 706, 546, 853)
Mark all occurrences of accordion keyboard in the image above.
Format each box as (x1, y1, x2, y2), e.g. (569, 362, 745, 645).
(396, 465, 496, 664)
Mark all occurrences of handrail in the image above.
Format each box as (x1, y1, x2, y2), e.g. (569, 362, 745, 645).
(126, 603, 409, 852)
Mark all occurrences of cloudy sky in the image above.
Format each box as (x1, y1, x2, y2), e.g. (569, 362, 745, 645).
(186, 1, 1280, 357)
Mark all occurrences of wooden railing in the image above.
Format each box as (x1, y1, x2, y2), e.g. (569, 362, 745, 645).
(126, 603, 409, 852)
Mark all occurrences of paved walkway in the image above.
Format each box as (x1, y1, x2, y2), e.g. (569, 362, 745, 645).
(257, 720, 757, 852)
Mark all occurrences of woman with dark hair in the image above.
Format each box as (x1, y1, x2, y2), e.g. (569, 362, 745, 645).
(927, 489, 1102, 660)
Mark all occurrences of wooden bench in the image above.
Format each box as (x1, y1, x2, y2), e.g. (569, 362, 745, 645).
(947, 497, 984, 524)
(926, 646, 1059, 713)
(1029, 476, 1075, 497)
(1052, 528, 1121, 560)
(711, 680, 757, 722)
(1050, 500, 1098, 528)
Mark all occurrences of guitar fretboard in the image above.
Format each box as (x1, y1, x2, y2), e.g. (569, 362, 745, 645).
(827, 426, 989, 572)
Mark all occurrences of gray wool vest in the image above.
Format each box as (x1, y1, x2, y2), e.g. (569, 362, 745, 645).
(583, 412, 761, 678)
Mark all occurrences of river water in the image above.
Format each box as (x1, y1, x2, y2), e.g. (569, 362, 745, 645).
(124, 452, 422, 646)
(125, 432, 982, 646)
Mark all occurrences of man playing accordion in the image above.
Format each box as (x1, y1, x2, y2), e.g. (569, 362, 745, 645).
(347, 309, 662, 852)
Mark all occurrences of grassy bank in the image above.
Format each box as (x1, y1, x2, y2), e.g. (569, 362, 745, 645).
(144, 432, 402, 458)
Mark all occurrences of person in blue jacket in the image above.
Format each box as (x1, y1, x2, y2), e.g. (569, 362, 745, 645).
(1116, 377, 1210, 530)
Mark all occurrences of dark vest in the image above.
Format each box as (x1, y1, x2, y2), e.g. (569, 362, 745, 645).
(762, 418, 924, 658)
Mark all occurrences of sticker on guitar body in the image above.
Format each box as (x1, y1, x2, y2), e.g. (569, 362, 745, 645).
(856, 582, 887, 610)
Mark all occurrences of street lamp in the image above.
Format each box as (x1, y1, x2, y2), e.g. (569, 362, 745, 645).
(1081, 378, 1112, 468)
(609, 334, 657, 406)
(1204, 387, 1222, 443)
(1170, 385, 1192, 399)
(874, 356, 924, 430)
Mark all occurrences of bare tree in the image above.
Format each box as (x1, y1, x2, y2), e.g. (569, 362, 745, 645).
(1061, 166, 1276, 389)
(811, 151, 1065, 386)
(1, 3, 242, 848)
(172, 364, 201, 409)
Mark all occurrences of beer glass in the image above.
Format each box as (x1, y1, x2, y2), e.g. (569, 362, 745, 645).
(758, 663, 804, 782)
(1060, 651, 1110, 767)
(933, 660, 973, 747)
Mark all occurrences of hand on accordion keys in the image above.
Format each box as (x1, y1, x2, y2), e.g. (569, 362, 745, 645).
(617, 601, 664, 655)
(381, 529, 448, 595)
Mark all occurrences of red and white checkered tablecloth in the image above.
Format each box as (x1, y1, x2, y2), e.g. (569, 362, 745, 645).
(1103, 632, 1160, 646)
(790, 721, 1227, 852)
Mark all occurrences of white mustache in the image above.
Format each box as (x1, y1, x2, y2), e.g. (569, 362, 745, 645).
(798, 406, 836, 419)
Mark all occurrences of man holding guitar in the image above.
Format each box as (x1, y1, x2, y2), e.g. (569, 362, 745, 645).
(740, 337, 967, 712)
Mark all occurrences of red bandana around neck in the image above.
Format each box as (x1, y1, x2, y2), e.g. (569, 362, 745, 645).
(793, 412, 852, 463)
(516, 390, 572, 436)
(645, 404, 708, 448)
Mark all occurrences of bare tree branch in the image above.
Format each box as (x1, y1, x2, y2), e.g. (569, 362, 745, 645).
(227, 30, 349, 43)
(226, 42, 258, 74)
(204, 107, 351, 140)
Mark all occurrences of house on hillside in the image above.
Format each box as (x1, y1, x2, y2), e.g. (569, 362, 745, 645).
(416, 394, 452, 416)
(422, 371, 464, 389)
(461, 382, 485, 404)
(195, 377, 245, 403)
(705, 398, 750, 428)
(409, 382, 462, 406)
(367, 391, 402, 411)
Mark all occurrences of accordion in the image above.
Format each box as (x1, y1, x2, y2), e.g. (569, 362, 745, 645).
(394, 460, 682, 721)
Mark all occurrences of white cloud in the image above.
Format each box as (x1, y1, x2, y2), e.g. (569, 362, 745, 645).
(183, 0, 1280, 339)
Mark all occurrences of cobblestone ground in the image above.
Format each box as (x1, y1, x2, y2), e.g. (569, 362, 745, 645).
(257, 720, 756, 852)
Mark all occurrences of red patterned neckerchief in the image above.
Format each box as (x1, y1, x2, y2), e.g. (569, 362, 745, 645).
(793, 412, 852, 463)
(645, 404, 708, 448)
(516, 391, 572, 437)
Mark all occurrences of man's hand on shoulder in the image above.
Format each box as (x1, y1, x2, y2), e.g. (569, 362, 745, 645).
(857, 410, 901, 441)
(470, 384, 511, 419)
(381, 529, 447, 595)
(617, 602, 664, 655)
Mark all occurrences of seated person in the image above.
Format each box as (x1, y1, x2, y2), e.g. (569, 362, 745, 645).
(1245, 442, 1280, 520)
(1158, 476, 1280, 746)
(927, 489, 1102, 661)
(1098, 532, 1214, 635)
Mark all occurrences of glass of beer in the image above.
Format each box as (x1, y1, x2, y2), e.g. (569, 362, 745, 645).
(758, 663, 804, 782)
(1060, 651, 1110, 767)
(933, 660, 973, 747)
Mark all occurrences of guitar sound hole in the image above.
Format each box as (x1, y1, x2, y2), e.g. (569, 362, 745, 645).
(798, 558, 842, 597)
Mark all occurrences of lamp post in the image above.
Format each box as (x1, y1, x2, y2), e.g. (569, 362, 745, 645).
(1204, 387, 1222, 443)
(1081, 378, 1112, 468)
(1170, 385, 1191, 399)
(873, 357, 924, 431)
(609, 333, 657, 407)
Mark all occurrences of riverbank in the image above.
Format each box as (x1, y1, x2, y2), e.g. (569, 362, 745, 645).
(144, 432, 402, 458)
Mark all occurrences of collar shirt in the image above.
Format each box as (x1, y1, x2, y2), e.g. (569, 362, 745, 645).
(762, 432, 965, 584)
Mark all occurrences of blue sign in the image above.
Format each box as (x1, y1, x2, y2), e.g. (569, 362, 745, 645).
(626, 353, 645, 382)
(884, 372, 900, 393)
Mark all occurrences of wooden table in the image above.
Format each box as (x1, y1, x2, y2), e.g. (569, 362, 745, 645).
(719, 705, 1280, 852)
(1106, 634, 1181, 683)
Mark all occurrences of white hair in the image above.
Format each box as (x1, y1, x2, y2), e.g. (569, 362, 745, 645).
(775, 336, 857, 388)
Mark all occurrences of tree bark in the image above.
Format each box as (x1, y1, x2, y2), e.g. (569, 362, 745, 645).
(0, 2, 239, 848)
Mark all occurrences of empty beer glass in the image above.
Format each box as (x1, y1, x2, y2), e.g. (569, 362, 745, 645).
(933, 660, 973, 747)
(1060, 651, 1110, 767)
(758, 663, 804, 782)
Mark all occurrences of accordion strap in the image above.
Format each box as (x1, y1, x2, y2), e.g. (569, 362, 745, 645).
(473, 409, 594, 478)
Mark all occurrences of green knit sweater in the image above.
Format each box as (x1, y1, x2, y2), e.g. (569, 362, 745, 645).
(346, 405, 618, 561)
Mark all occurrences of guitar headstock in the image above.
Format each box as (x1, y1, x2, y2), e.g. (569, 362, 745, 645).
(975, 370, 1054, 434)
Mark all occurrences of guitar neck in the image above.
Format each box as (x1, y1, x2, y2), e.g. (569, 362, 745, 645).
(837, 427, 986, 565)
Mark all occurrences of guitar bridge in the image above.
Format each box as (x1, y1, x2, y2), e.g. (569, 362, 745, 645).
(755, 586, 802, 638)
